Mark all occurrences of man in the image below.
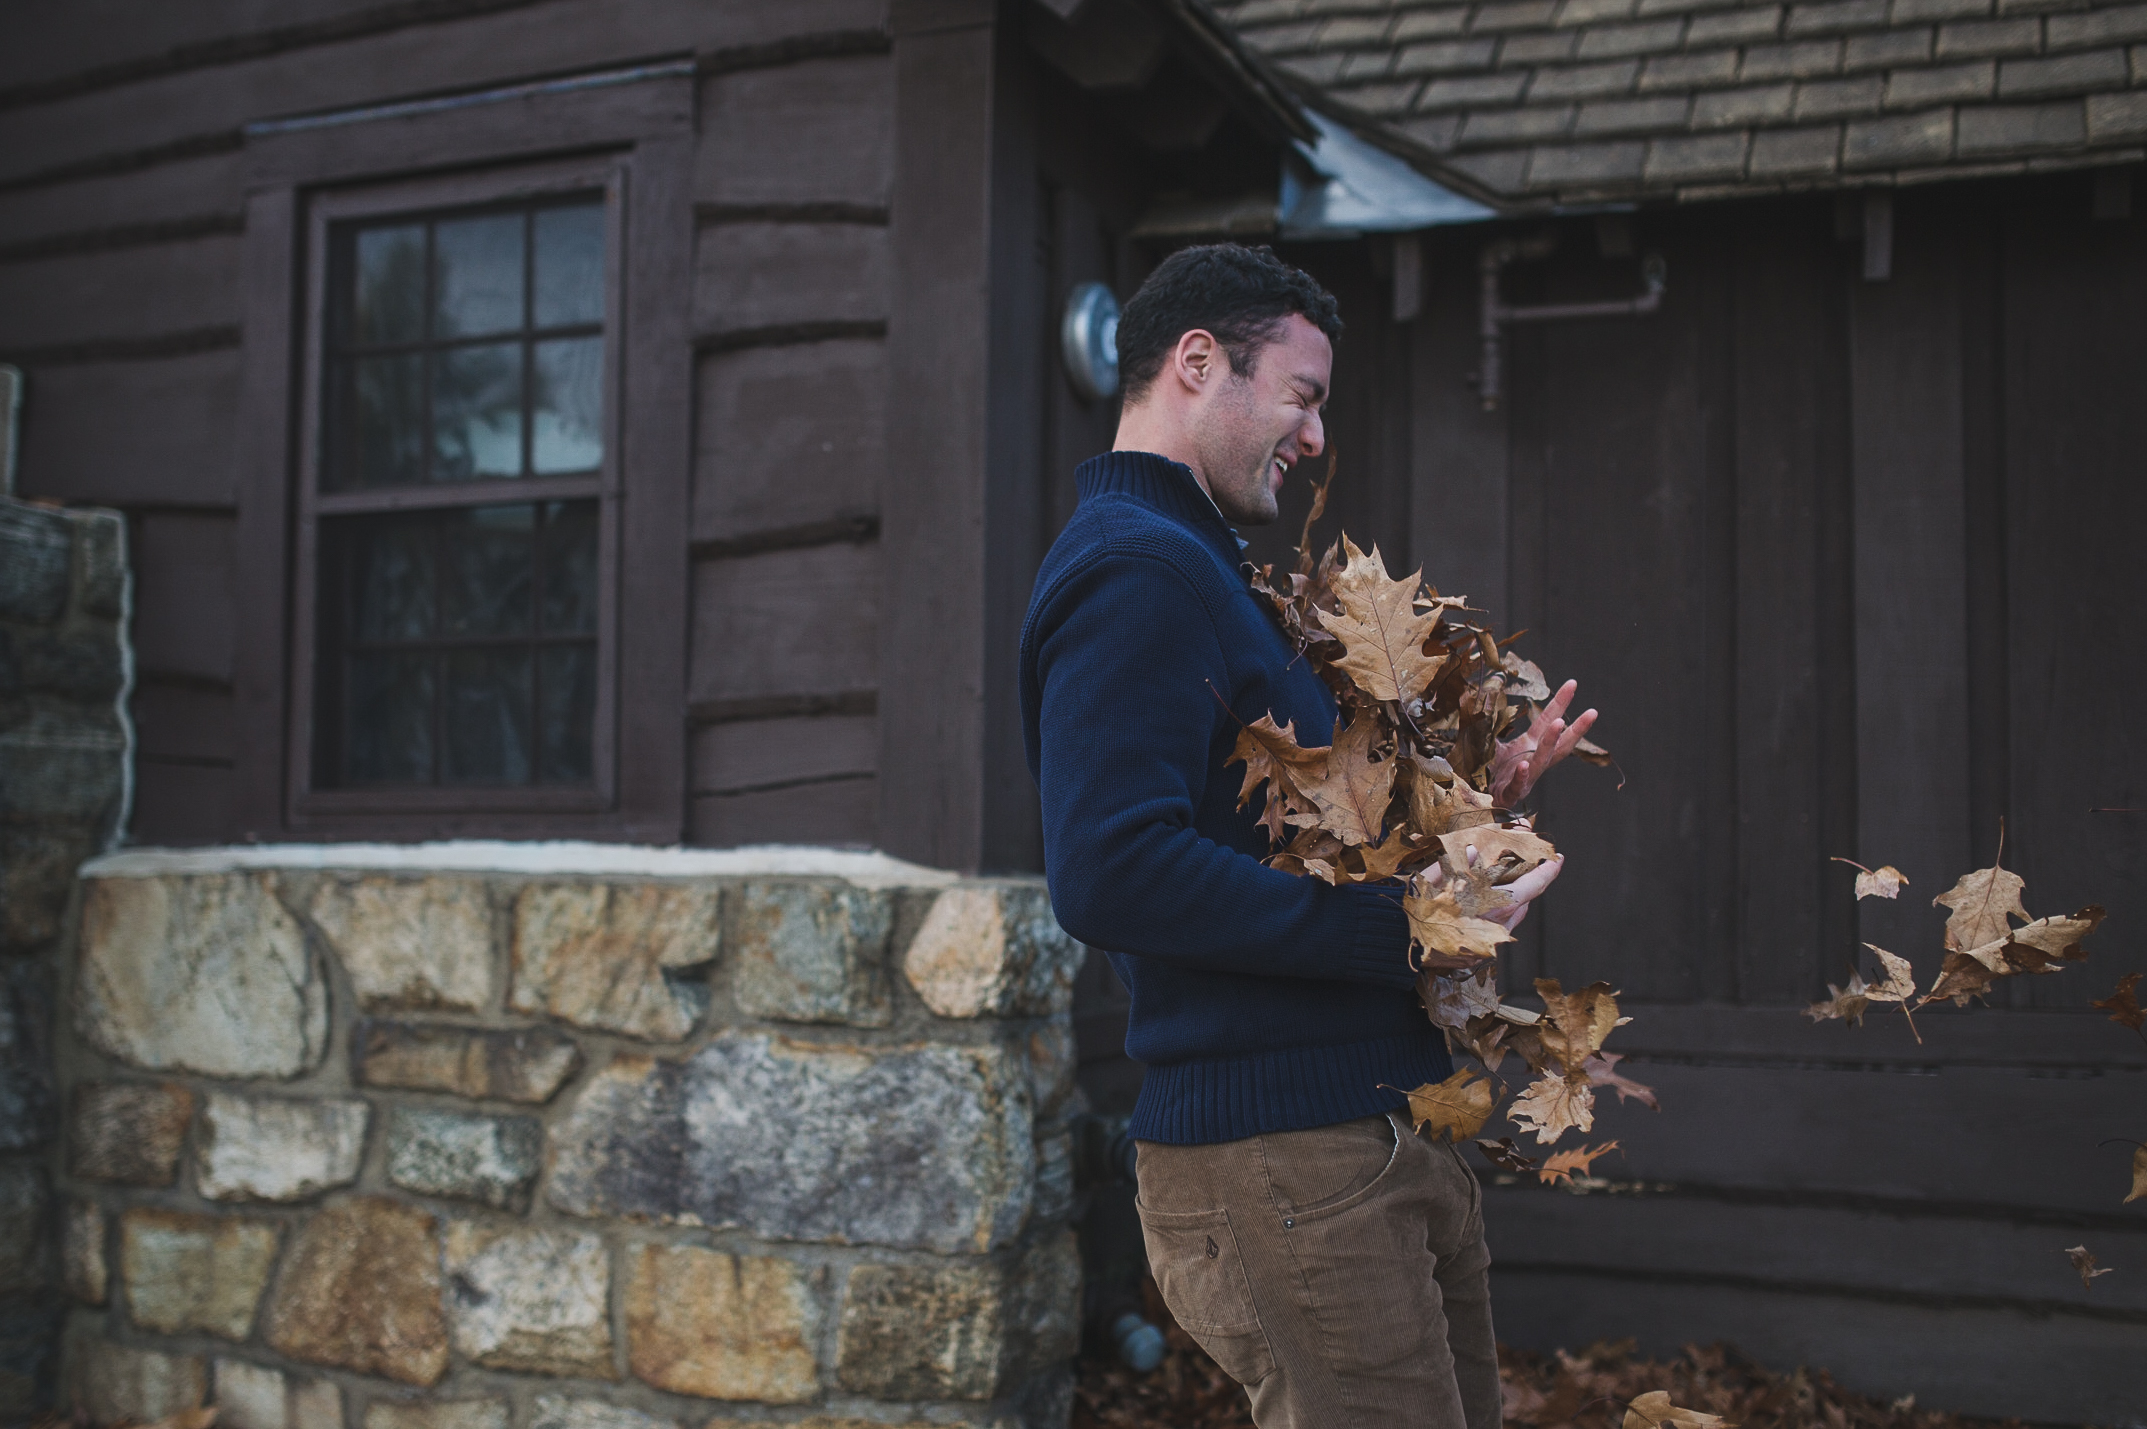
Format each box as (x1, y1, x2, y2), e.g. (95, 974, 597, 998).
(1018, 244, 1598, 1429)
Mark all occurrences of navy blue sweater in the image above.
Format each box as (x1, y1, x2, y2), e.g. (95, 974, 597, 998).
(1020, 450, 1454, 1144)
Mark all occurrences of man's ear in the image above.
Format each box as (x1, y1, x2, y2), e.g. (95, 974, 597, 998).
(1172, 329, 1219, 394)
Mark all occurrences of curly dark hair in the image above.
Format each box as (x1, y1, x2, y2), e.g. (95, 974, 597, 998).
(1115, 244, 1343, 404)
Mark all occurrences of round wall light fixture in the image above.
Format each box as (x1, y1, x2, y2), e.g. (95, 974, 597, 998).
(1060, 280, 1121, 402)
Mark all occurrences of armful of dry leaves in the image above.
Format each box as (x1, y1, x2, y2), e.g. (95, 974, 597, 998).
(1227, 477, 1634, 1167)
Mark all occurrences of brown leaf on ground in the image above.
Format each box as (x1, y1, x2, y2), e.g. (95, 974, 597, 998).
(2065, 1244, 2113, 1289)
(1857, 865, 1907, 900)
(1404, 887, 1514, 972)
(1584, 1052, 1660, 1110)
(1624, 1390, 1736, 1429)
(1539, 1140, 1622, 1187)
(1932, 863, 2029, 953)
(2093, 972, 2146, 1031)
(1511, 1072, 1596, 1143)
(1393, 1068, 1497, 1142)
(2126, 1146, 2147, 1205)
(1322, 538, 1448, 703)
(1476, 1136, 1541, 1174)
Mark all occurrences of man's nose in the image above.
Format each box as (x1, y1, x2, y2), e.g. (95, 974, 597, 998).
(1299, 412, 1326, 456)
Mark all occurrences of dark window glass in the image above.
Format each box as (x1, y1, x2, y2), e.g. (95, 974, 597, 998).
(317, 500, 599, 787)
(325, 198, 605, 492)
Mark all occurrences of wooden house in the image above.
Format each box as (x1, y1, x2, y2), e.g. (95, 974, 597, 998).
(2, 0, 2142, 1420)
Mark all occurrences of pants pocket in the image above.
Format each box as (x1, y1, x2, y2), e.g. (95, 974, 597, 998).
(1136, 1202, 1277, 1387)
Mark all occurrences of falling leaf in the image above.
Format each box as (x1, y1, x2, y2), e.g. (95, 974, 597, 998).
(1539, 1139, 1621, 1186)
(2065, 1245, 2113, 1289)
(2092, 972, 2146, 1031)
(1856, 865, 1907, 900)
(2127, 1146, 2147, 1205)
(1476, 1136, 1540, 1174)
(1584, 1051, 1659, 1110)
(1537, 979, 1622, 1074)
(1403, 887, 1513, 972)
(1933, 862, 2029, 953)
(1500, 652, 1552, 702)
(1428, 967, 1502, 1032)
(1511, 1073, 1595, 1143)
(1624, 1390, 1736, 1429)
(1984, 906, 2106, 972)
(1804, 974, 1871, 1027)
(1392, 1069, 1496, 1142)
(1862, 945, 1917, 1003)
(1320, 538, 1448, 703)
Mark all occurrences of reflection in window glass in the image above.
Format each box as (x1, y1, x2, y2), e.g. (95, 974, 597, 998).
(353, 225, 425, 344)
(535, 206, 606, 327)
(433, 342, 523, 479)
(434, 213, 525, 337)
(533, 337, 604, 473)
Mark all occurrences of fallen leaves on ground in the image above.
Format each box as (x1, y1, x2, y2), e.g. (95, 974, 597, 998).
(2064, 1244, 2113, 1289)
(1623, 1389, 1735, 1428)
(1078, 1326, 2032, 1429)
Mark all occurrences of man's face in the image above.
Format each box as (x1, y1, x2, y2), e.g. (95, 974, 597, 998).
(1192, 312, 1332, 527)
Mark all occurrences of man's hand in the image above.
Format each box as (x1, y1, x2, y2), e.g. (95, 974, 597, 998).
(1417, 836, 1564, 932)
(1487, 679, 1598, 807)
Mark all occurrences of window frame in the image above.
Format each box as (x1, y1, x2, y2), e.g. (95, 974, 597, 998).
(292, 158, 624, 815)
(232, 63, 693, 843)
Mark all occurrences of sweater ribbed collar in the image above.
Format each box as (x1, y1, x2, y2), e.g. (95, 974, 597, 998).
(1075, 450, 1243, 555)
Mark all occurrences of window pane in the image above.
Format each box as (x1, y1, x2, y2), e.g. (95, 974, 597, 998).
(539, 644, 596, 783)
(440, 506, 534, 638)
(443, 648, 532, 784)
(433, 212, 524, 338)
(531, 337, 603, 473)
(541, 501, 600, 636)
(433, 342, 523, 480)
(342, 353, 426, 489)
(354, 225, 426, 345)
(351, 518, 435, 642)
(347, 652, 434, 783)
(534, 204, 605, 328)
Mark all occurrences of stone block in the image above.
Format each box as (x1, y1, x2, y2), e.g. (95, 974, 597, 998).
(1521, 59, 1639, 100)
(1936, 16, 2040, 58)
(386, 1108, 542, 1211)
(1843, 109, 1955, 166)
(76, 873, 329, 1078)
(1644, 131, 1752, 181)
(1033, 1128, 1076, 1225)
(1687, 6, 1786, 44)
(307, 876, 496, 1013)
(2048, 2, 2147, 46)
(1749, 124, 1844, 174)
(834, 1231, 1080, 1402)
(1575, 95, 1693, 136)
(0, 503, 72, 625)
(901, 883, 1081, 1020)
(199, 1093, 368, 1202)
(0, 1164, 48, 1296)
(354, 1021, 582, 1103)
(0, 732, 125, 824)
(2087, 90, 2147, 139)
(67, 1337, 206, 1424)
(1692, 81, 1796, 127)
(364, 1400, 509, 1429)
(264, 1197, 448, 1387)
(550, 1033, 1033, 1254)
(63, 1199, 105, 1303)
(510, 882, 719, 1040)
(1957, 100, 2087, 153)
(1528, 140, 1647, 186)
(0, 825, 97, 952)
(1740, 38, 1844, 80)
(69, 1079, 194, 1185)
(75, 511, 127, 620)
(214, 1359, 342, 1429)
(0, 959, 54, 1151)
(1886, 60, 1996, 106)
(441, 1223, 613, 1378)
(122, 1207, 280, 1340)
(0, 625, 124, 701)
(1025, 1020, 1078, 1119)
(624, 1243, 819, 1402)
(730, 882, 894, 1026)
(528, 1397, 679, 1429)
(1576, 17, 1688, 59)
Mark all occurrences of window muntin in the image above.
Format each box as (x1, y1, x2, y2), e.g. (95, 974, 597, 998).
(312, 192, 609, 791)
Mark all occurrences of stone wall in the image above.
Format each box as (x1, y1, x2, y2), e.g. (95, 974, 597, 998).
(1, 480, 131, 1413)
(53, 846, 1086, 1429)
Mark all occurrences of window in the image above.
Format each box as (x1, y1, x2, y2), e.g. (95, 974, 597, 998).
(312, 198, 607, 790)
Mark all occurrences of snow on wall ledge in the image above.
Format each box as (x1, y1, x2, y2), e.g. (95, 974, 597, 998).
(54, 848, 1084, 1429)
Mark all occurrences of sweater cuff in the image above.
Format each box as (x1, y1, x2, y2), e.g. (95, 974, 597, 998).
(1334, 883, 1418, 990)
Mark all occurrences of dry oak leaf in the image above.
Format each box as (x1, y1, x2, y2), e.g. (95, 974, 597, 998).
(1438, 823, 1558, 881)
(1804, 974, 1872, 1027)
(1583, 1051, 1660, 1110)
(1539, 1139, 1621, 1187)
(1320, 538, 1448, 703)
(1289, 714, 1396, 848)
(1933, 862, 2029, 953)
(1624, 1391, 1736, 1429)
(1856, 865, 1908, 900)
(2127, 1146, 2147, 1205)
(1985, 906, 2106, 972)
(1445, 861, 1517, 921)
(1405, 757, 1496, 838)
(1475, 1136, 1540, 1174)
(1393, 1068, 1497, 1142)
(1404, 887, 1514, 972)
(1231, 713, 1326, 844)
(1428, 968, 1502, 1032)
(1863, 945, 1917, 1003)
(1510, 1072, 1595, 1144)
(2065, 1244, 2113, 1290)
(1537, 978, 1624, 1076)
(2092, 972, 2146, 1031)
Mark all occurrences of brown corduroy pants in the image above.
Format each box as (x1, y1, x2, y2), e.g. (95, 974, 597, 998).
(1134, 1113, 1500, 1429)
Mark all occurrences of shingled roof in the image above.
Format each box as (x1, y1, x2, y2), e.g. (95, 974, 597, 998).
(1208, 0, 2147, 204)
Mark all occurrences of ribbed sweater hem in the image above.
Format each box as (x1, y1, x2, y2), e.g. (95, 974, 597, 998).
(1128, 1031, 1456, 1145)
